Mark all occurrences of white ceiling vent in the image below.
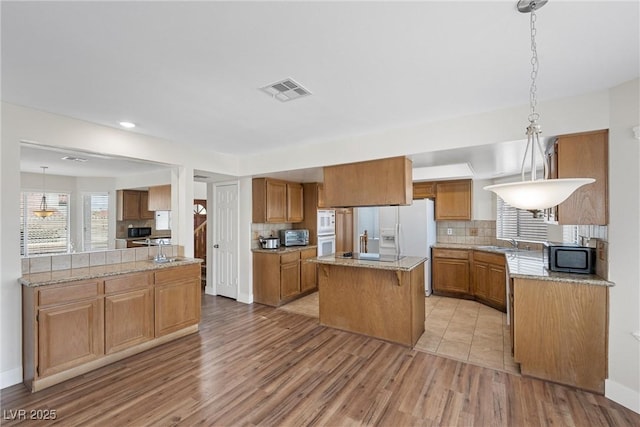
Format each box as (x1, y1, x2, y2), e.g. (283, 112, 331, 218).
(260, 78, 311, 102)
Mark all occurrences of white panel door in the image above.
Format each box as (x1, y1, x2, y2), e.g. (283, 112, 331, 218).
(214, 183, 238, 299)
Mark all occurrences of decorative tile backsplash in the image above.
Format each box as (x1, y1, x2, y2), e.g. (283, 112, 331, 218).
(436, 220, 496, 245)
(21, 245, 182, 275)
(251, 223, 289, 249)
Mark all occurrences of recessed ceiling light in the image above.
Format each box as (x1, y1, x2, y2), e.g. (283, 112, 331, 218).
(61, 156, 88, 162)
(119, 121, 136, 129)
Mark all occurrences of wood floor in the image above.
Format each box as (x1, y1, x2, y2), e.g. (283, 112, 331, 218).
(2, 295, 638, 426)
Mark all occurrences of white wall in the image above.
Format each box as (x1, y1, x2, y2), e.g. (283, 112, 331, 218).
(606, 78, 640, 412)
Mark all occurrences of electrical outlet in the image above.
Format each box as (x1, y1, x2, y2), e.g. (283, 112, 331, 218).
(447, 228, 453, 235)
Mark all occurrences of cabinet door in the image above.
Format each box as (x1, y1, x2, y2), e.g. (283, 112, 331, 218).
(139, 191, 155, 219)
(266, 180, 287, 223)
(38, 299, 104, 377)
(435, 180, 471, 220)
(155, 280, 201, 337)
(317, 183, 326, 208)
(323, 156, 412, 207)
(300, 249, 317, 292)
(286, 183, 304, 223)
(105, 289, 154, 354)
(280, 261, 301, 299)
(487, 264, 506, 310)
(122, 190, 141, 220)
(472, 262, 490, 300)
(555, 130, 608, 225)
(148, 185, 171, 211)
(432, 258, 469, 294)
(335, 208, 353, 253)
(413, 182, 436, 199)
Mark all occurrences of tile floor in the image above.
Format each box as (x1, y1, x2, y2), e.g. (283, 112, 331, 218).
(415, 295, 519, 374)
(277, 292, 519, 374)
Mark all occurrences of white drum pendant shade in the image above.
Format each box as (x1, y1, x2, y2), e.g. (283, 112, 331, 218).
(484, 178, 594, 211)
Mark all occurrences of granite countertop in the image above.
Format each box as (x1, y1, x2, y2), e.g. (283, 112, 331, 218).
(252, 245, 318, 254)
(20, 257, 202, 287)
(308, 253, 427, 272)
(432, 243, 613, 287)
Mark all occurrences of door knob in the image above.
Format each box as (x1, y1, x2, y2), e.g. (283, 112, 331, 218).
(213, 244, 219, 248)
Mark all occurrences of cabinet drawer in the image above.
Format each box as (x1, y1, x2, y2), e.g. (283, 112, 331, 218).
(280, 251, 300, 265)
(154, 264, 200, 285)
(38, 280, 101, 307)
(473, 251, 505, 265)
(432, 248, 469, 260)
(300, 248, 317, 260)
(105, 272, 153, 294)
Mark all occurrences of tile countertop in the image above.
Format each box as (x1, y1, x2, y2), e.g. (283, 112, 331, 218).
(432, 243, 614, 287)
(252, 245, 318, 254)
(20, 257, 202, 287)
(308, 254, 427, 272)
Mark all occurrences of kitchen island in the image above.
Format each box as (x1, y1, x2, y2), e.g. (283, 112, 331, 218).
(309, 254, 426, 347)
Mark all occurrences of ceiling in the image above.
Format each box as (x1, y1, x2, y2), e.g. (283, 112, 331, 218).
(3, 1, 639, 179)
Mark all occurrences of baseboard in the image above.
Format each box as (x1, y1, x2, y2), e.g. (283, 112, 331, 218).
(204, 285, 216, 296)
(237, 291, 253, 305)
(0, 367, 23, 389)
(606, 379, 640, 414)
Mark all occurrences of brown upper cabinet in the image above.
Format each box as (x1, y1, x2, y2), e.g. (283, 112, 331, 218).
(252, 178, 304, 223)
(117, 190, 154, 221)
(322, 156, 412, 207)
(435, 180, 472, 220)
(413, 181, 436, 199)
(148, 185, 171, 211)
(551, 129, 608, 225)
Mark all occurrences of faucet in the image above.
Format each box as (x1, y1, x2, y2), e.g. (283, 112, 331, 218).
(509, 238, 519, 249)
(155, 239, 167, 262)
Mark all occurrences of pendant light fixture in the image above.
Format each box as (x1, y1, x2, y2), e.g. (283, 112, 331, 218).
(484, 0, 594, 214)
(33, 166, 55, 218)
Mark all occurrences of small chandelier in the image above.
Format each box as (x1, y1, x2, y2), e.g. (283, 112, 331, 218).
(484, 0, 594, 214)
(34, 166, 55, 218)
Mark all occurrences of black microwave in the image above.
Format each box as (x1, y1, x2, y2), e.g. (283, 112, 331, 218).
(128, 227, 152, 238)
(548, 245, 596, 274)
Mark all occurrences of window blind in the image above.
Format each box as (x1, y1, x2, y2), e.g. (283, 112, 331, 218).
(21, 192, 70, 256)
(84, 193, 109, 251)
(496, 197, 548, 242)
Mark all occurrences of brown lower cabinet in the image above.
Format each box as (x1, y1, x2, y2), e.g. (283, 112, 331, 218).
(104, 272, 154, 354)
(253, 248, 318, 307)
(22, 262, 201, 392)
(471, 251, 506, 312)
(431, 248, 470, 296)
(36, 283, 104, 378)
(432, 248, 506, 312)
(513, 278, 608, 394)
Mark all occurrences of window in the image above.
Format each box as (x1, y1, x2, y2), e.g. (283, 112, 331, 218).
(20, 191, 71, 256)
(496, 197, 548, 243)
(83, 193, 109, 251)
(496, 197, 580, 243)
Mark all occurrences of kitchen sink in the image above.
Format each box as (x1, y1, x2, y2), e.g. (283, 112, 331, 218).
(153, 257, 178, 264)
(476, 245, 514, 252)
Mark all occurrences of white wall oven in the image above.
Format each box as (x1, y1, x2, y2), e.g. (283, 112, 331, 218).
(317, 209, 336, 255)
(317, 234, 336, 256)
(317, 209, 336, 236)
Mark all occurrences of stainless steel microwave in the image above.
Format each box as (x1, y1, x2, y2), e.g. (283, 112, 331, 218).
(548, 245, 595, 274)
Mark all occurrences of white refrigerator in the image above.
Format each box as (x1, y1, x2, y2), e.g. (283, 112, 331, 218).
(378, 199, 436, 295)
